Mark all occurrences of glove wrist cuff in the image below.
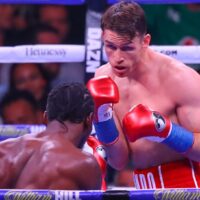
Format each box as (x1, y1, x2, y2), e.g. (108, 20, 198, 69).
(162, 123, 194, 153)
(94, 118, 119, 145)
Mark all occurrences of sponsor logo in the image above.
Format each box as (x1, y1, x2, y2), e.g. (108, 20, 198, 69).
(154, 189, 200, 200)
(152, 112, 166, 132)
(160, 50, 178, 56)
(55, 191, 81, 200)
(26, 47, 66, 57)
(5, 191, 52, 200)
(86, 27, 102, 73)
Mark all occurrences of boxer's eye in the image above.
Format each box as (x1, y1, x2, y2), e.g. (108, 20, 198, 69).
(152, 112, 166, 132)
(121, 46, 135, 51)
(105, 44, 116, 50)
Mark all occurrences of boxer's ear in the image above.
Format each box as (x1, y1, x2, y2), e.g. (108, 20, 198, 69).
(85, 112, 94, 127)
(43, 111, 48, 124)
(143, 34, 151, 47)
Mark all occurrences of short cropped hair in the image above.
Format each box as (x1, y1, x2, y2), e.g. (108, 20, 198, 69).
(101, 0, 147, 39)
(46, 83, 94, 123)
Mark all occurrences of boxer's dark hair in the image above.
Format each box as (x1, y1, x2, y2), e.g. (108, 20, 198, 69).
(101, 0, 147, 39)
(46, 82, 94, 123)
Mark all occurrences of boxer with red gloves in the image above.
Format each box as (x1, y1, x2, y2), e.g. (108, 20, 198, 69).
(87, 76, 119, 145)
(87, 135, 107, 190)
(123, 104, 194, 153)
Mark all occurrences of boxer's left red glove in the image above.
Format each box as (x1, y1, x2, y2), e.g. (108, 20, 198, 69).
(123, 104, 194, 153)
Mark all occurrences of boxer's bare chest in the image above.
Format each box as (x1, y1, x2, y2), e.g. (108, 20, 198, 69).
(115, 79, 177, 122)
(113, 79, 182, 168)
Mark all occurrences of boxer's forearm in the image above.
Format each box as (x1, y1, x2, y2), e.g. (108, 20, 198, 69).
(106, 135, 129, 170)
(184, 133, 200, 162)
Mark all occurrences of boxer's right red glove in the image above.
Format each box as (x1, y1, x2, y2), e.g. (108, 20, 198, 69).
(87, 76, 119, 145)
(122, 104, 194, 153)
(87, 135, 107, 190)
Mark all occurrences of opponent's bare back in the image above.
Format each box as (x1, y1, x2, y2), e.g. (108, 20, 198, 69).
(0, 82, 101, 190)
(0, 125, 100, 189)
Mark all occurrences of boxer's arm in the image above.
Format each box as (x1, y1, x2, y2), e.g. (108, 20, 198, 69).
(0, 160, 11, 188)
(63, 154, 102, 190)
(105, 111, 130, 170)
(80, 155, 102, 190)
(170, 66, 200, 161)
(93, 69, 130, 170)
(175, 89, 200, 161)
(184, 133, 200, 162)
(171, 64, 200, 133)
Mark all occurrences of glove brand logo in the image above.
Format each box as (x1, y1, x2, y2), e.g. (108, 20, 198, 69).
(98, 103, 112, 122)
(104, 106, 112, 118)
(152, 112, 166, 132)
(96, 146, 107, 161)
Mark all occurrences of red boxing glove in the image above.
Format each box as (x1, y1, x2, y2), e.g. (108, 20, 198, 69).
(87, 76, 119, 122)
(122, 104, 171, 142)
(87, 76, 120, 145)
(87, 135, 107, 190)
(122, 104, 194, 153)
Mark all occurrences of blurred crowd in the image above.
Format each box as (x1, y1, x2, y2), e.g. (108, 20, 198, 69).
(1, 3, 200, 123)
(142, 3, 200, 71)
(0, 4, 86, 124)
(0, 2, 200, 188)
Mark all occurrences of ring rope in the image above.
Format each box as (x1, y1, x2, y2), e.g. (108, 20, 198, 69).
(108, 0, 200, 4)
(0, 0, 84, 5)
(0, 188, 200, 200)
(1, 0, 200, 4)
(0, 45, 199, 64)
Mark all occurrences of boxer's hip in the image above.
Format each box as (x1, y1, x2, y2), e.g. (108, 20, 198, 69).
(133, 159, 200, 189)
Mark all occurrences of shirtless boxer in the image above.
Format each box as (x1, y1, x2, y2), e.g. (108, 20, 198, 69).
(0, 82, 102, 190)
(87, 1, 200, 189)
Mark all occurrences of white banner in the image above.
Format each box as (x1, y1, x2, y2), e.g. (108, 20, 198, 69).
(0, 45, 200, 64)
(0, 45, 85, 63)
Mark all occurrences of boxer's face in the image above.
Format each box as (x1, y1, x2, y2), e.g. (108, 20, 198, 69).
(102, 29, 150, 77)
